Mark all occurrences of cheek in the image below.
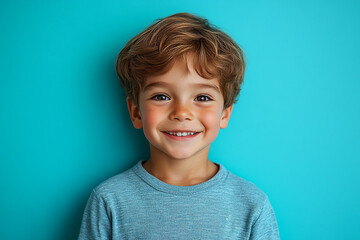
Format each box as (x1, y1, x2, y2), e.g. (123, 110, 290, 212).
(141, 105, 163, 136)
(199, 108, 222, 129)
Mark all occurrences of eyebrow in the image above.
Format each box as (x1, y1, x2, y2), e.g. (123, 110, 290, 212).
(143, 82, 221, 93)
(143, 82, 171, 92)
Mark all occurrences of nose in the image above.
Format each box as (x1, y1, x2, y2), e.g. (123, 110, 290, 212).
(169, 101, 194, 121)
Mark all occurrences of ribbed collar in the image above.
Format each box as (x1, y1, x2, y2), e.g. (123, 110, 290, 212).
(132, 160, 228, 195)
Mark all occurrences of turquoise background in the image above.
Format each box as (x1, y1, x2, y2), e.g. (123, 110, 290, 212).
(1, 0, 359, 239)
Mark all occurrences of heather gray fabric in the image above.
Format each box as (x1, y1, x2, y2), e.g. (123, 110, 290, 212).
(78, 160, 279, 240)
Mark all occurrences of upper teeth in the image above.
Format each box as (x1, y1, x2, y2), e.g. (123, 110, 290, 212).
(166, 132, 196, 136)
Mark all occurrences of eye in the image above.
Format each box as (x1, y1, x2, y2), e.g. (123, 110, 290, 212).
(194, 95, 212, 102)
(151, 94, 170, 101)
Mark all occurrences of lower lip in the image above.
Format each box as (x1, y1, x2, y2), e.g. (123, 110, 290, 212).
(162, 132, 200, 141)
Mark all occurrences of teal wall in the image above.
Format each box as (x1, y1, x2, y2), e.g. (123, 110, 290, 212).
(1, 0, 359, 239)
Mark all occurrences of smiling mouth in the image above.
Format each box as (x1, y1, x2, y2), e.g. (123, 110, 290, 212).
(162, 131, 200, 137)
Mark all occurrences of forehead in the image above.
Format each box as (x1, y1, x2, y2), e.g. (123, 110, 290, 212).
(143, 58, 221, 92)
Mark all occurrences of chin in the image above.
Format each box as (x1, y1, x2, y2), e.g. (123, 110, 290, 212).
(160, 148, 192, 160)
(165, 147, 207, 161)
(166, 152, 194, 160)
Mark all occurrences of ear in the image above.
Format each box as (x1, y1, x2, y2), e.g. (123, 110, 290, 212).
(220, 104, 233, 129)
(126, 97, 143, 129)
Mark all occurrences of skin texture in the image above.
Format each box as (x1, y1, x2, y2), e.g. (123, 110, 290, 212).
(127, 57, 233, 186)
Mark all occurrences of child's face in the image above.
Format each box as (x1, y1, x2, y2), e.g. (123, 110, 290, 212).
(127, 58, 233, 161)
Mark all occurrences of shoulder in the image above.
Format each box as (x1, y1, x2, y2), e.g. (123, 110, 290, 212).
(222, 167, 269, 212)
(221, 168, 279, 237)
(225, 169, 267, 198)
(92, 163, 139, 200)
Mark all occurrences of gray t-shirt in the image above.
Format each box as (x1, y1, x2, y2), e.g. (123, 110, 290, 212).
(78, 160, 279, 240)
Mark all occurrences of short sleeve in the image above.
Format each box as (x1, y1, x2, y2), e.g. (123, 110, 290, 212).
(78, 190, 112, 240)
(249, 196, 280, 240)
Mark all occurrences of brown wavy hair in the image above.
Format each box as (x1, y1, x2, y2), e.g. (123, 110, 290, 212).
(116, 13, 245, 108)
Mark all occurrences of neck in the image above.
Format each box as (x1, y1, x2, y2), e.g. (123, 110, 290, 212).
(142, 145, 219, 186)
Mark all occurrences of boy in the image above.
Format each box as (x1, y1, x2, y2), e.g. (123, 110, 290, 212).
(78, 13, 279, 240)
